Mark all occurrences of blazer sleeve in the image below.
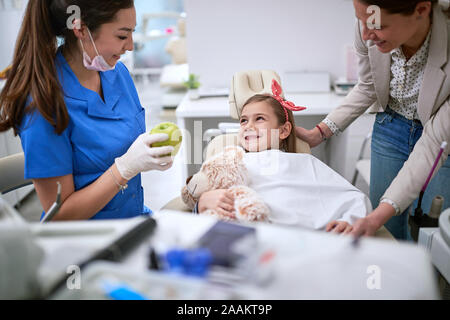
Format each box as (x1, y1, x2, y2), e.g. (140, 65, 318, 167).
(382, 99, 450, 214)
(326, 21, 378, 131)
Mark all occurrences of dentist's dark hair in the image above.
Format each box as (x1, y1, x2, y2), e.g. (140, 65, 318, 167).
(358, 0, 438, 15)
(0, 0, 134, 135)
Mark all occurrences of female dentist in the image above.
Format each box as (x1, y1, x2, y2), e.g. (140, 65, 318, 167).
(296, 0, 450, 239)
(0, 0, 174, 221)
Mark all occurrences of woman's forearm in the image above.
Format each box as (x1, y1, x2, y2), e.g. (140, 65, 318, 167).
(318, 122, 333, 139)
(368, 202, 396, 230)
(52, 164, 127, 221)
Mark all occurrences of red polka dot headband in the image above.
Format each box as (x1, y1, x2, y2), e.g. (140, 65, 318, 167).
(271, 79, 307, 122)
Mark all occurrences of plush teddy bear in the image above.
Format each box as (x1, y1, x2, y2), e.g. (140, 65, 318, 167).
(181, 146, 270, 222)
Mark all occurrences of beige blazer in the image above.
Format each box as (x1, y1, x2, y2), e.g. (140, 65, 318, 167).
(327, 5, 450, 214)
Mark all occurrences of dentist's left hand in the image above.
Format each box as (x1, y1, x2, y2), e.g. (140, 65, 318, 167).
(115, 133, 174, 180)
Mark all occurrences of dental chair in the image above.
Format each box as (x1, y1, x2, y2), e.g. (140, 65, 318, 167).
(0, 155, 41, 298)
(0, 153, 32, 195)
(0, 152, 32, 223)
(164, 70, 393, 239)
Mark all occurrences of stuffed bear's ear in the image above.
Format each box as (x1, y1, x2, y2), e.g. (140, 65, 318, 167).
(225, 145, 244, 161)
(235, 146, 245, 159)
(223, 146, 233, 153)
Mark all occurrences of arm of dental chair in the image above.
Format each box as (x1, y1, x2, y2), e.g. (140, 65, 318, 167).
(161, 196, 192, 212)
(0, 153, 33, 194)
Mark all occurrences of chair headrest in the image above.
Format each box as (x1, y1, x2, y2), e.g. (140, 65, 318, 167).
(229, 70, 284, 120)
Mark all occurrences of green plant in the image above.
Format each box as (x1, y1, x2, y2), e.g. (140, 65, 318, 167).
(183, 74, 201, 89)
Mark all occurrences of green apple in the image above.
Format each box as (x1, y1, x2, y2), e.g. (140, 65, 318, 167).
(150, 122, 182, 157)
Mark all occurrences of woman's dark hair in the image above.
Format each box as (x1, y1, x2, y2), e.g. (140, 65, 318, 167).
(242, 94, 297, 154)
(0, 0, 134, 135)
(359, 0, 438, 15)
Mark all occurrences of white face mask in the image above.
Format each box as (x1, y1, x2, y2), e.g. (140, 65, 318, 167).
(80, 28, 115, 72)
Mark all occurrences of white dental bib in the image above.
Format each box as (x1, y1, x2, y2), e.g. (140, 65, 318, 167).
(243, 150, 371, 230)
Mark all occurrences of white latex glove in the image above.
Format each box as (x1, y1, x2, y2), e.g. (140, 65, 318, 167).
(115, 133, 174, 180)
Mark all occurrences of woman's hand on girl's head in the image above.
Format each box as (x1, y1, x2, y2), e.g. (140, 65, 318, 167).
(198, 189, 235, 219)
(326, 220, 353, 234)
(295, 126, 323, 148)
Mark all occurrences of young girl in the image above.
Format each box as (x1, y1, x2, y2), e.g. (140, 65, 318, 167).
(0, 0, 173, 221)
(197, 80, 370, 234)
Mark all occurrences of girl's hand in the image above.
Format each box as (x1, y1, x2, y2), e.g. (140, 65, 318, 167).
(198, 189, 235, 219)
(326, 220, 354, 234)
(295, 126, 324, 148)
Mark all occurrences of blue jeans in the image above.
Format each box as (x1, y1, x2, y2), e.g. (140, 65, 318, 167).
(370, 107, 450, 241)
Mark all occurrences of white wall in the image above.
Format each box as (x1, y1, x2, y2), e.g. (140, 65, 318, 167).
(184, 0, 356, 89)
(0, 1, 27, 71)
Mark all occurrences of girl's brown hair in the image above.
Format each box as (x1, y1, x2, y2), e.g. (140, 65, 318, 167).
(358, 0, 438, 15)
(242, 94, 297, 154)
(0, 0, 134, 136)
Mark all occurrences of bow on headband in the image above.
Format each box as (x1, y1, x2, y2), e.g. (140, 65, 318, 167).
(271, 79, 307, 122)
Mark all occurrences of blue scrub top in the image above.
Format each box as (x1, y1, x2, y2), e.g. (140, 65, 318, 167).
(19, 48, 152, 220)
